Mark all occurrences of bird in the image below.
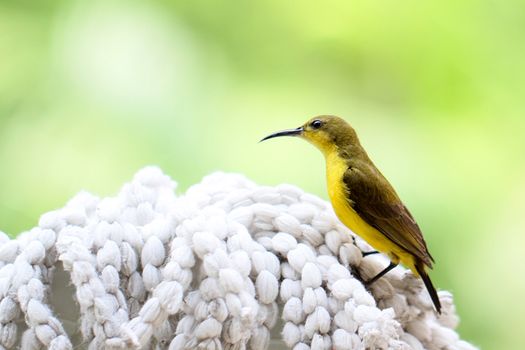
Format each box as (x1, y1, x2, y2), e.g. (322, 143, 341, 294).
(260, 115, 441, 313)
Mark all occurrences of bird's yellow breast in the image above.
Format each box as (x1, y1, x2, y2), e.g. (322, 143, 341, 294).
(325, 150, 415, 268)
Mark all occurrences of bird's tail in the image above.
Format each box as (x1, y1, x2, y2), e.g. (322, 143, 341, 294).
(415, 262, 442, 314)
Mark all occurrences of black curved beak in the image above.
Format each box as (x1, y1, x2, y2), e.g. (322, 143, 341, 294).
(260, 127, 303, 142)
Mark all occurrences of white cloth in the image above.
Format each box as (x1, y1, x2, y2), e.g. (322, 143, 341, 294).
(0, 167, 477, 350)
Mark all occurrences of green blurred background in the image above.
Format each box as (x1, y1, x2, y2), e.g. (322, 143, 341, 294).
(1, 0, 524, 348)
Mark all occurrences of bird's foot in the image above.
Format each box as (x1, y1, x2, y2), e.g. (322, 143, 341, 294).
(361, 250, 379, 257)
(350, 266, 366, 285)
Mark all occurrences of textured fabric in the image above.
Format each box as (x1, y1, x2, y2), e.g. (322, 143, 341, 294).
(0, 167, 477, 350)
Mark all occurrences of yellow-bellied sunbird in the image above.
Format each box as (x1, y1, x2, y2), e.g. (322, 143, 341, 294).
(261, 115, 441, 313)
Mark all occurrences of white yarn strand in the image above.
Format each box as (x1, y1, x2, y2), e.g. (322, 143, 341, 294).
(0, 167, 477, 350)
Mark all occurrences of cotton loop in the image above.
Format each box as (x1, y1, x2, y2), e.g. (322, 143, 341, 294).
(0, 167, 476, 350)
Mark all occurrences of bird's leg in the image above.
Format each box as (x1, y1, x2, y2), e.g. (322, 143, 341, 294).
(364, 262, 397, 286)
(361, 250, 379, 257)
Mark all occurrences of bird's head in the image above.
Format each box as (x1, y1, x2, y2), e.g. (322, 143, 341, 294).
(261, 115, 359, 155)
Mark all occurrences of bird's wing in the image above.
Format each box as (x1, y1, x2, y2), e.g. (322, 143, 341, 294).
(343, 165, 434, 267)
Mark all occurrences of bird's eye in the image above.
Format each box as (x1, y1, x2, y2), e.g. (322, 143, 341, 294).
(311, 120, 323, 129)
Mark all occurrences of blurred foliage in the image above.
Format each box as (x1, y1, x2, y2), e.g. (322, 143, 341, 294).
(1, 0, 524, 348)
